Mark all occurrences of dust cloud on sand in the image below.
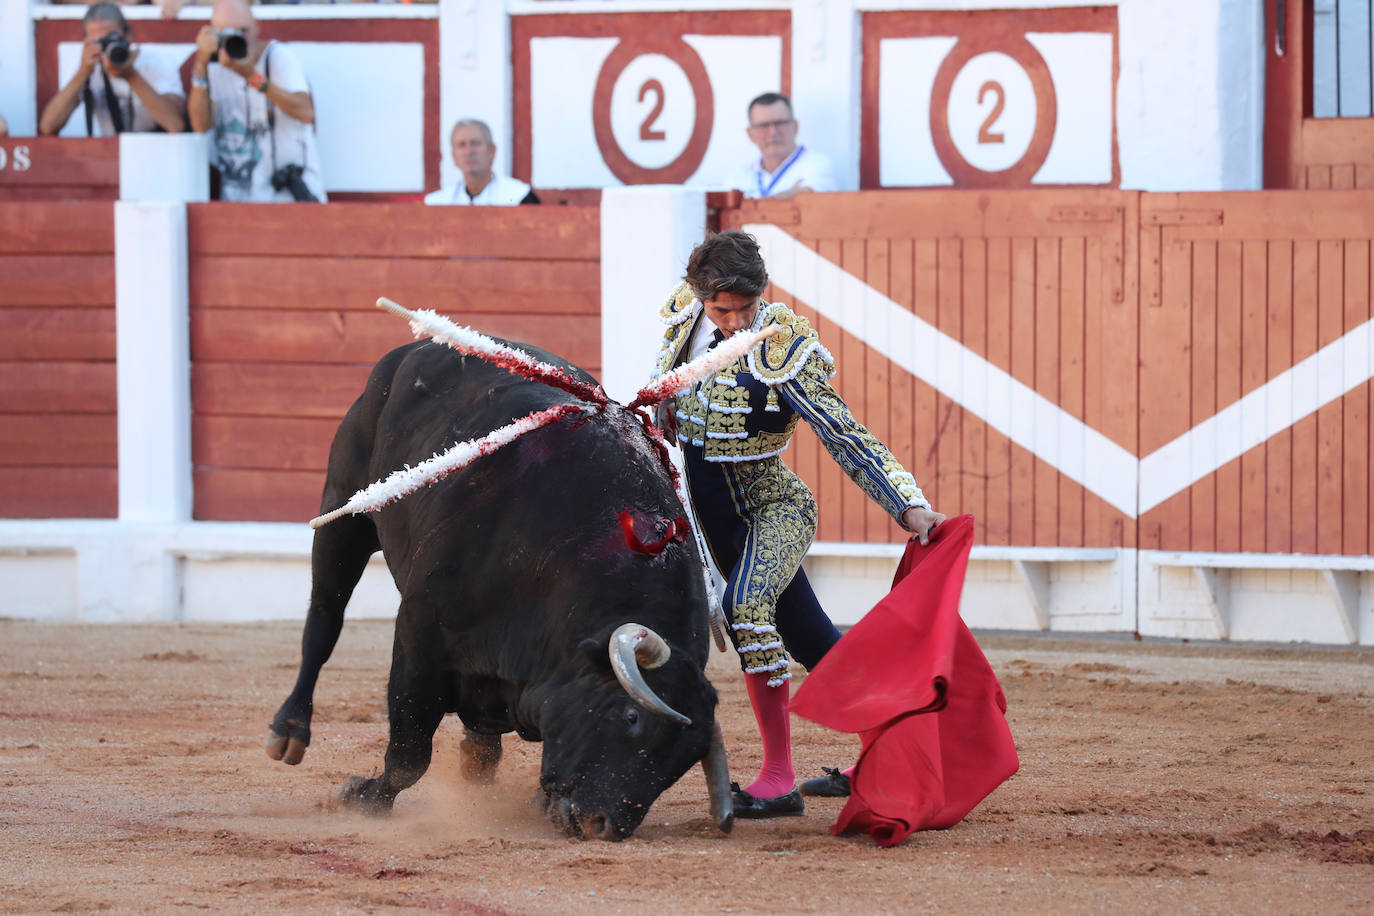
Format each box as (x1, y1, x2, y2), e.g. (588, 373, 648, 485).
(1, 619, 1372, 913)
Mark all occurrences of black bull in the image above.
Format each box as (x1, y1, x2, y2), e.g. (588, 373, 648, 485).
(266, 339, 733, 839)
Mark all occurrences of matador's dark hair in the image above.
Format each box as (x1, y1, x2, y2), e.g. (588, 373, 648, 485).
(684, 231, 768, 302)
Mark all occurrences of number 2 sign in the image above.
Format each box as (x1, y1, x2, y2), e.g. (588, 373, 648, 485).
(862, 7, 1118, 189)
(513, 11, 790, 190)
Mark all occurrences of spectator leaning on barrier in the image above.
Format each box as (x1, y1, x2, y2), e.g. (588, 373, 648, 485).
(726, 92, 836, 200)
(189, 0, 326, 202)
(38, 3, 187, 137)
(424, 119, 538, 206)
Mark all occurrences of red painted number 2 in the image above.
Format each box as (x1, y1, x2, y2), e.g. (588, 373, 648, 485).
(977, 81, 1005, 144)
(638, 79, 667, 141)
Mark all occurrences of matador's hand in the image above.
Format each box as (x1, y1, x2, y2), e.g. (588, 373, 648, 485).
(901, 506, 946, 545)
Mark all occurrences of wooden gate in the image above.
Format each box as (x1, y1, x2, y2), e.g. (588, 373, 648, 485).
(721, 190, 1138, 549)
(1139, 190, 1374, 556)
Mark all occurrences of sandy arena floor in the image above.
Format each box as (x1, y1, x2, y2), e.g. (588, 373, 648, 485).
(1, 618, 1372, 914)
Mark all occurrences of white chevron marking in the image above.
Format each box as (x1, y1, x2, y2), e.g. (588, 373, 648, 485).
(746, 223, 1139, 517)
(746, 224, 1374, 521)
(1138, 317, 1374, 512)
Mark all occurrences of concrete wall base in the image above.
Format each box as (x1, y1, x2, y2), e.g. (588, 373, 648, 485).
(0, 520, 398, 623)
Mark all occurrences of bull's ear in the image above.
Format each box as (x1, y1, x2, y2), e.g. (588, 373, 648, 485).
(577, 635, 612, 670)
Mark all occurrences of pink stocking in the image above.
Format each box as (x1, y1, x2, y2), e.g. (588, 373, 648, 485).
(741, 672, 795, 798)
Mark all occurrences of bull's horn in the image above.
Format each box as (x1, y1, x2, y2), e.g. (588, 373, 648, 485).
(702, 720, 734, 834)
(609, 624, 690, 726)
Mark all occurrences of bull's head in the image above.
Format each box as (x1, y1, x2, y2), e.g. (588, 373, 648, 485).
(532, 624, 732, 841)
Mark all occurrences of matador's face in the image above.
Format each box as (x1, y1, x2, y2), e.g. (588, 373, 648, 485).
(703, 291, 759, 335)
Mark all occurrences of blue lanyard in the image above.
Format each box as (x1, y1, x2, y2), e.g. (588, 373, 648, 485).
(756, 145, 805, 198)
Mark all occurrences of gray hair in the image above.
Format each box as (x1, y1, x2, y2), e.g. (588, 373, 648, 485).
(452, 118, 493, 145)
(83, 2, 128, 32)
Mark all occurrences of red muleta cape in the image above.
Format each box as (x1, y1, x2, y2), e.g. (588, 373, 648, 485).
(790, 514, 1019, 847)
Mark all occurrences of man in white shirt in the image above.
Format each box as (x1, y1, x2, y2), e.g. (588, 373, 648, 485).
(725, 92, 836, 200)
(424, 119, 539, 206)
(188, 0, 326, 202)
(39, 3, 186, 137)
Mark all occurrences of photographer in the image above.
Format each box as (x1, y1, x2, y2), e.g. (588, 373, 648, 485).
(188, 0, 326, 202)
(39, 3, 187, 137)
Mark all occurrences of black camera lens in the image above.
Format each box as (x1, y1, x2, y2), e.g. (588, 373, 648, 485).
(218, 29, 248, 60)
(99, 31, 131, 67)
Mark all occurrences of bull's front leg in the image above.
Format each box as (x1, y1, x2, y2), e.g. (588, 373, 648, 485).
(268, 516, 379, 765)
(338, 618, 450, 814)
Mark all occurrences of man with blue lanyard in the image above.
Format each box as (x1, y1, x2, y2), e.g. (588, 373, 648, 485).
(726, 92, 837, 200)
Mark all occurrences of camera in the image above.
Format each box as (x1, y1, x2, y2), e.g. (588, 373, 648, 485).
(216, 28, 248, 60)
(98, 31, 131, 68)
(271, 164, 318, 203)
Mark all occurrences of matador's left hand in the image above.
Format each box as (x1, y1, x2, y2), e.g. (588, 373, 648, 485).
(901, 506, 946, 546)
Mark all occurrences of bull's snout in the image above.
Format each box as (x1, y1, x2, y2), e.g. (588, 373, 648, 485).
(540, 791, 627, 841)
(577, 812, 619, 841)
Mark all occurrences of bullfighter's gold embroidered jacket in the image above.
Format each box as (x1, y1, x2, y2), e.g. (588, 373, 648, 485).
(651, 282, 930, 521)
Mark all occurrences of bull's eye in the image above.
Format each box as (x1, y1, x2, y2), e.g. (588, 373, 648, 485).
(623, 707, 640, 728)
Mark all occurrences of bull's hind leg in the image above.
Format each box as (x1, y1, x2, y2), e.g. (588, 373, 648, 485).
(268, 514, 380, 765)
(338, 620, 449, 814)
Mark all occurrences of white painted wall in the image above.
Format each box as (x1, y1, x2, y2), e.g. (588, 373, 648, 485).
(0, 0, 36, 135)
(1115, 0, 1264, 190)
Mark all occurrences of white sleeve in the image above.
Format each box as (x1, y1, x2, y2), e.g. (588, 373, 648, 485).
(423, 188, 451, 205)
(800, 150, 837, 192)
(264, 43, 310, 94)
(139, 47, 185, 98)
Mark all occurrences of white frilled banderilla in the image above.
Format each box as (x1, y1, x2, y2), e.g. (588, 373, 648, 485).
(309, 296, 778, 651)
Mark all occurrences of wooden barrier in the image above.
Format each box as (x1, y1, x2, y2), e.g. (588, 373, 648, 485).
(0, 138, 118, 201)
(722, 189, 1374, 561)
(1138, 191, 1374, 557)
(186, 202, 601, 522)
(722, 191, 1138, 549)
(0, 202, 117, 518)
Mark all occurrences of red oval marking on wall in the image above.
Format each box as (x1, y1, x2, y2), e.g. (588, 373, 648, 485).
(592, 38, 715, 185)
(929, 35, 1058, 187)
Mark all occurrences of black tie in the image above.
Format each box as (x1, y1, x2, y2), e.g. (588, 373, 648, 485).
(709, 329, 725, 349)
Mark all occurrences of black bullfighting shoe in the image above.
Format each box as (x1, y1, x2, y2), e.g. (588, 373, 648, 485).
(799, 766, 851, 798)
(730, 782, 805, 818)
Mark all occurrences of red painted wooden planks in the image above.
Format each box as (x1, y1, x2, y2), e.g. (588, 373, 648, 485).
(0, 362, 115, 414)
(1213, 241, 1243, 554)
(1190, 240, 1218, 552)
(189, 308, 600, 371)
(193, 469, 323, 523)
(1345, 241, 1371, 555)
(0, 256, 115, 308)
(0, 138, 118, 190)
(984, 237, 1013, 546)
(189, 256, 599, 316)
(0, 468, 117, 519)
(187, 203, 600, 261)
(0, 308, 115, 361)
(193, 416, 341, 474)
(0, 202, 113, 253)
(0, 414, 116, 467)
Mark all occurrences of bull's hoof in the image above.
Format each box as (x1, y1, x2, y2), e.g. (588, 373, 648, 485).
(337, 775, 394, 816)
(458, 732, 502, 784)
(265, 729, 309, 765)
(267, 706, 312, 765)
